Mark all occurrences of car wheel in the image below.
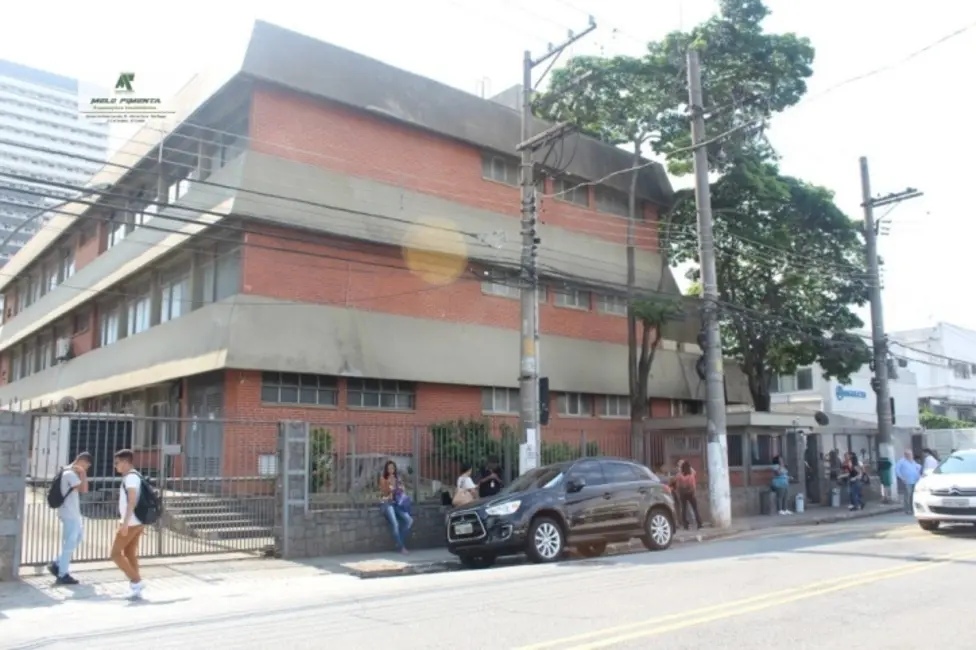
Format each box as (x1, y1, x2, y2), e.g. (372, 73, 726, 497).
(918, 520, 941, 532)
(458, 554, 497, 569)
(641, 507, 675, 551)
(576, 541, 608, 558)
(527, 517, 565, 563)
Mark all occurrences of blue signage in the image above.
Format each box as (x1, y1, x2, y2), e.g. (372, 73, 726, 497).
(835, 385, 867, 401)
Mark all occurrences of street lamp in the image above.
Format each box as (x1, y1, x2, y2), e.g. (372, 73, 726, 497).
(0, 182, 112, 255)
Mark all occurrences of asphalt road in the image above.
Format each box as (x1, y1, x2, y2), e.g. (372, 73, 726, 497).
(4, 513, 975, 649)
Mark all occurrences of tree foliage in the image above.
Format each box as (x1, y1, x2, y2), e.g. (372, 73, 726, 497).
(670, 157, 872, 410)
(535, 0, 815, 175)
(919, 409, 970, 431)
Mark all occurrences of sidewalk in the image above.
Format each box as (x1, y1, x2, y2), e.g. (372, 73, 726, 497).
(2, 501, 901, 605)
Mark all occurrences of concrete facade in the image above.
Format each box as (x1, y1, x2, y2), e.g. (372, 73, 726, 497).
(0, 413, 28, 580)
(0, 59, 109, 261)
(0, 21, 751, 449)
(890, 322, 976, 421)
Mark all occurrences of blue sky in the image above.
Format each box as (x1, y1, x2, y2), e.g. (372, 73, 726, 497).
(2, 0, 973, 332)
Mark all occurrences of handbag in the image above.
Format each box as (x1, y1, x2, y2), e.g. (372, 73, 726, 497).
(394, 490, 413, 512)
(452, 488, 474, 507)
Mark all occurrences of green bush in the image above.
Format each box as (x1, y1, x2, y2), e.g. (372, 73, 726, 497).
(540, 440, 600, 464)
(429, 418, 519, 478)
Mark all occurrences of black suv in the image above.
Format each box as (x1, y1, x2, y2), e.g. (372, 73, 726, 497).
(446, 457, 676, 569)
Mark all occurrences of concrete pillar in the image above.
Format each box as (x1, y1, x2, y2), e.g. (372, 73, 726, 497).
(149, 271, 162, 326)
(0, 413, 28, 581)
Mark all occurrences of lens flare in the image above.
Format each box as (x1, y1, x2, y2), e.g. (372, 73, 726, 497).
(401, 217, 468, 286)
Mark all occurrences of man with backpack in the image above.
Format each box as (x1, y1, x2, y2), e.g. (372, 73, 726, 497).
(112, 449, 160, 599)
(46, 451, 92, 585)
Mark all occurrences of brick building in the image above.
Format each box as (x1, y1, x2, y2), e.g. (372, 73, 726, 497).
(0, 22, 750, 479)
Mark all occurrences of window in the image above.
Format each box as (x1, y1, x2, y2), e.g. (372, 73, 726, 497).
(568, 460, 606, 486)
(597, 294, 627, 316)
(554, 288, 590, 310)
(10, 348, 21, 381)
(107, 219, 126, 249)
(126, 293, 151, 336)
(934, 452, 976, 475)
(38, 338, 52, 371)
(347, 379, 416, 410)
(160, 272, 189, 323)
(73, 309, 90, 334)
(29, 275, 42, 305)
(603, 461, 641, 483)
(726, 434, 744, 467)
(594, 187, 633, 218)
(953, 362, 972, 379)
(481, 153, 519, 186)
(167, 177, 190, 204)
(750, 433, 780, 465)
(99, 307, 119, 346)
(214, 243, 241, 300)
(553, 177, 589, 206)
(481, 281, 520, 299)
(59, 249, 75, 281)
(796, 368, 814, 391)
(599, 395, 630, 418)
(261, 372, 338, 406)
(557, 393, 592, 416)
(482, 387, 519, 414)
(42, 264, 57, 294)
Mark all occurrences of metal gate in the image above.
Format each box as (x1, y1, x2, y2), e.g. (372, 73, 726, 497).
(21, 413, 278, 567)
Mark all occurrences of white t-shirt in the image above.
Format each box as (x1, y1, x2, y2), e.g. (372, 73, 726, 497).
(457, 475, 476, 490)
(119, 472, 143, 526)
(923, 455, 939, 472)
(59, 467, 82, 521)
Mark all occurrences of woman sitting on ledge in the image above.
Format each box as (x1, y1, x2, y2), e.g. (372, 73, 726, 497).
(379, 460, 413, 555)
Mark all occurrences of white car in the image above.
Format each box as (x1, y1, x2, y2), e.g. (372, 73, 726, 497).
(914, 449, 976, 531)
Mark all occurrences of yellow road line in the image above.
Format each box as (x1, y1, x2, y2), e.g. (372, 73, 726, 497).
(514, 548, 976, 650)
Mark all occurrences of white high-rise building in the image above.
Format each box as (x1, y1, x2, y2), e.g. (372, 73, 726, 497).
(0, 59, 109, 262)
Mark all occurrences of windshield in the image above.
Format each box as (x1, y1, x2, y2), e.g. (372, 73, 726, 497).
(504, 465, 566, 493)
(933, 453, 976, 475)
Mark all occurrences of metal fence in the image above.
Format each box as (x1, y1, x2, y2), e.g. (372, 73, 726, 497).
(22, 413, 278, 567)
(304, 418, 640, 511)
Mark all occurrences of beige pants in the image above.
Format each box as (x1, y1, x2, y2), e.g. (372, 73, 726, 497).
(111, 524, 144, 582)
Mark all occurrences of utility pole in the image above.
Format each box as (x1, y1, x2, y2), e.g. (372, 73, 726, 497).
(859, 156, 922, 502)
(516, 20, 596, 475)
(686, 49, 731, 528)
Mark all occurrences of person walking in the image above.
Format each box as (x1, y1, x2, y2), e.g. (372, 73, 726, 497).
(48, 452, 92, 585)
(895, 449, 922, 515)
(111, 450, 146, 599)
(921, 449, 940, 475)
(674, 461, 702, 530)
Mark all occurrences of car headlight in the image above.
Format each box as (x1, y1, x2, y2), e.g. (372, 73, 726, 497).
(485, 500, 521, 516)
(915, 482, 930, 494)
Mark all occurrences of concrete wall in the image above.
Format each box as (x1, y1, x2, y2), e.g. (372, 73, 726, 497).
(0, 413, 28, 580)
(275, 419, 447, 558)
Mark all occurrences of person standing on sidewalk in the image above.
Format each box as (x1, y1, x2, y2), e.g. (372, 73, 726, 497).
(111, 450, 145, 599)
(895, 449, 922, 515)
(771, 457, 791, 515)
(674, 461, 702, 530)
(48, 452, 92, 585)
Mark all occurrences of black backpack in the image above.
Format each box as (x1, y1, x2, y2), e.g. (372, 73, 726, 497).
(46, 469, 74, 509)
(124, 471, 163, 525)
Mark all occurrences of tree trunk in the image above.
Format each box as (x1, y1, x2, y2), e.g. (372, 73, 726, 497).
(748, 374, 772, 412)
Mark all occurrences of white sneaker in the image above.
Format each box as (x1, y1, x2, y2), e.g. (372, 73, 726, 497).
(785, 510, 794, 515)
(127, 581, 144, 600)
(778, 510, 787, 515)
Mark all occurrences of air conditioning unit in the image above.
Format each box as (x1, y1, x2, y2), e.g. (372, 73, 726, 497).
(54, 337, 72, 362)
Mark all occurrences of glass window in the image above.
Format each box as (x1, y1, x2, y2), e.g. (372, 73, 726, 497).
(482, 387, 519, 413)
(603, 461, 641, 483)
(934, 453, 976, 474)
(597, 294, 628, 315)
(796, 368, 814, 391)
(261, 372, 338, 406)
(554, 288, 591, 310)
(568, 460, 606, 487)
(557, 393, 592, 416)
(347, 378, 416, 410)
(599, 395, 630, 418)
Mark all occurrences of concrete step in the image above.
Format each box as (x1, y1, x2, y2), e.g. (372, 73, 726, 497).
(194, 526, 274, 541)
(176, 511, 252, 525)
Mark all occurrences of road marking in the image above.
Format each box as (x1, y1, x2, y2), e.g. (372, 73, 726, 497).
(514, 548, 976, 650)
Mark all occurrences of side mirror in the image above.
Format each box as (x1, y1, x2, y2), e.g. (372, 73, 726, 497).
(567, 477, 586, 493)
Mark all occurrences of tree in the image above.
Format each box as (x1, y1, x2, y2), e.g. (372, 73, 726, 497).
(671, 157, 872, 410)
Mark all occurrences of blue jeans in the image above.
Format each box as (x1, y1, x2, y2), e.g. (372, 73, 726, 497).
(849, 480, 864, 509)
(902, 482, 916, 514)
(57, 517, 84, 577)
(381, 502, 413, 550)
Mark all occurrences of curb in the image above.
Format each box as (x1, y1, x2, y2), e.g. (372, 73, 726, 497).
(347, 506, 903, 578)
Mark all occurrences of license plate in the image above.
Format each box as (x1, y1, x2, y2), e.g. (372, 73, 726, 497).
(454, 522, 474, 535)
(942, 498, 969, 507)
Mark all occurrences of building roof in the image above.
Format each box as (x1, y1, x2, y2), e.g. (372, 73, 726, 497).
(0, 20, 674, 291)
